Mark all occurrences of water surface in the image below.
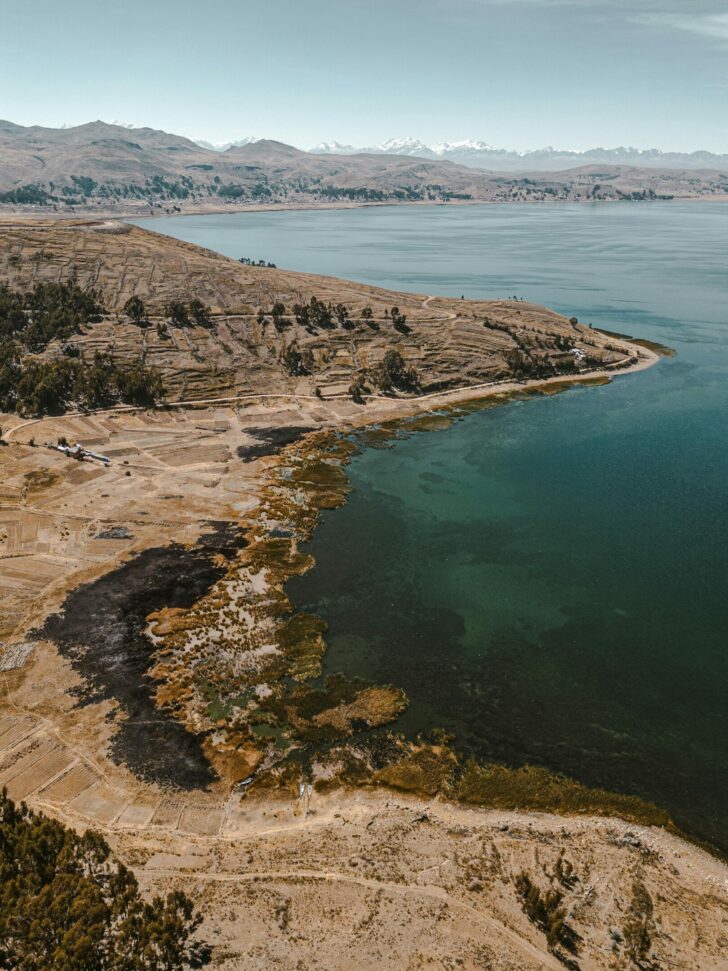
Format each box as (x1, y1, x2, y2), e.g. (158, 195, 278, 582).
(138, 203, 728, 850)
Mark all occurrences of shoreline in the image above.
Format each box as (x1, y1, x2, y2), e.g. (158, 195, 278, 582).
(1, 193, 727, 224)
(6, 336, 728, 965)
(3, 338, 661, 445)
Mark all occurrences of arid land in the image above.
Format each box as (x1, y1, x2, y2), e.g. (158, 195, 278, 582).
(0, 219, 726, 969)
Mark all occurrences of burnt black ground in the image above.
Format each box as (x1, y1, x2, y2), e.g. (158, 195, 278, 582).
(236, 426, 314, 462)
(35, 522, 247, 789)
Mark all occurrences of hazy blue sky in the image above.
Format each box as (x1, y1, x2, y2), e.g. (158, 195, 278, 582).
(2, 0, 727, 151)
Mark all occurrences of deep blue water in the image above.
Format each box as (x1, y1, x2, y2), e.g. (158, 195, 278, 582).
(138, 203, 728, 850)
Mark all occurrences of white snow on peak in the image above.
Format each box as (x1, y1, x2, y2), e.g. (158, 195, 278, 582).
(311, 141, 358, 154)
(432, 139, 493, 154)
(377, 136, 431, 153)
(194, 136, 259, 152)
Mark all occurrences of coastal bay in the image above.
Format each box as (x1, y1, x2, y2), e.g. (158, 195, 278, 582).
(144, 201, 728, 851)
(0, 206, 725, 967)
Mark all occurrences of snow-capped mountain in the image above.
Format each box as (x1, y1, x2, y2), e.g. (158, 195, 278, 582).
(311, 141, 358, 154)
(311, 136, 436, 157)
(376, 136, 435, 157)
(431, 139, 494, 155)
(194, 136, 259, 152)
(309, 137, 728, 171)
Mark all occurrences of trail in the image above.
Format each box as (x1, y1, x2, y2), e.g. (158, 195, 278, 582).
(422, 294, 457, 320)
(142, 865, 564, 969)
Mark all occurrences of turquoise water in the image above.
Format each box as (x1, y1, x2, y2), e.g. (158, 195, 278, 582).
(138, 203, 728, 850)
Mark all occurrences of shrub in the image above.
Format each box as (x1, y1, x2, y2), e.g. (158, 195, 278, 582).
(188, 299, 213, 328)
(123, 295, 146, 324)
(165, 301, 190, 327)
(514, 871, 581, 963)
(280, 343, 313, 376)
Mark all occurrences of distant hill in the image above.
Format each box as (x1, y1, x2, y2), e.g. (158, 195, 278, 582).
(1, 120, 726, 214)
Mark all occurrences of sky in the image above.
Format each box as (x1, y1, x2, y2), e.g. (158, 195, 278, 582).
(1, 0, 727, 152)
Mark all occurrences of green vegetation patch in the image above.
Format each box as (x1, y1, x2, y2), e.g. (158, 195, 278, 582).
(0, 789, 209, 970)
(456, 760, 675, 829)
(277, 612, 328, 681)
(375, 744, 457, 797)
(595, 327, 675, 358)
(0, 280, 163, 415)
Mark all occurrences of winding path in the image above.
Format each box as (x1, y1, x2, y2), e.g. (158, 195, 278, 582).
(422, 294, 458, 320)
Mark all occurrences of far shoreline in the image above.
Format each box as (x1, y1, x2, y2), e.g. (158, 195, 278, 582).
(2, 193, 728, 225)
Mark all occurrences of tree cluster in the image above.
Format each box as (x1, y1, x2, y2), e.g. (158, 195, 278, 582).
(347, 349, 419, 401)
(164, 300, 213, 329)
(279, 343, 314, 376)
(0, 349, 163, 415)
(0, 281, 164, 415)
(0, 789, 209, 971)
(238, 257, 277, 268)
(263, 299, 387, 336)
(0, 280, 104, 351)
(504, 349, 562, 381)
(370, 349, 419, 394)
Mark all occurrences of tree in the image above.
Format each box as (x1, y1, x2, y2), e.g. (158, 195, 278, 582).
(359, 306, 379, 330)
(123, 296, 146, 324)
(0, 789, 209, 970)
(280, 343, 313, 376)
(188, 299, 212, 328)
(348, 373, 368, 404)
(272, 301, 289, 333)
(307, 297, 333, 329)
(333, 303, 350, 329)
(293, 303, 310, 327)
(165, 301, 190, 327)
(371, 349, 419, 394)
(390, 306, 410, 334)
(514, 871, 581, 961)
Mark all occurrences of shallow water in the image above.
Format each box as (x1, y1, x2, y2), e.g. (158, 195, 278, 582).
(138, 202, 728, 850)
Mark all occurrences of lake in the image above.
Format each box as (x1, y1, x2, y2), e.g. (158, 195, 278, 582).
(136, 202, 728, 851)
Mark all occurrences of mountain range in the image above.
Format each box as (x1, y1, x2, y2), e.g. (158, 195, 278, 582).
(1, 120, 727, 214)
(308, 137, 728, 171)
(196, 134, 728, 171)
